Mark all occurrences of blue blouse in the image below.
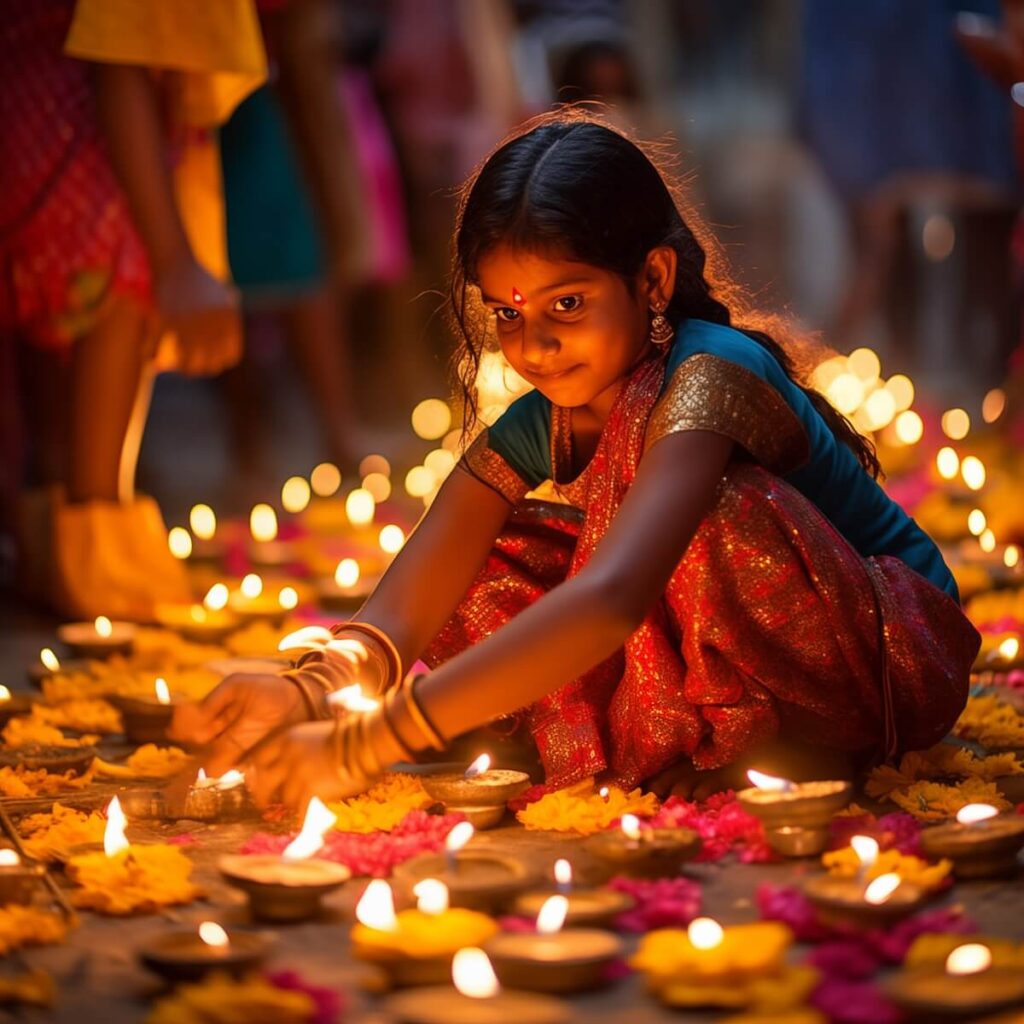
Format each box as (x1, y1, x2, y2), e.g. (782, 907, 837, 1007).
(468, 318, 957, 601)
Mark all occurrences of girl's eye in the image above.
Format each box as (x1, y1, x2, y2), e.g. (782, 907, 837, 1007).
(494, 307, 520, 323)
(554, 295, 583, 313)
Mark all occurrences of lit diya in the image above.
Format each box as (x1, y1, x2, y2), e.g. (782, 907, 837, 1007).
(219, 797, 350, 921)
(513, 859, 634, 929)
(384, 946, 571, 1024)
(0, 685, 35, 727)
(56, 616, 135, 659)
(26, 648, 89, 689)
(485, 893, 623, 994)
(583, 813, 702, 880)
(419, 755, 531, 830)
(351, 878, 498, 987)
(246, 503, 296, 568)
(186, 504, 224, 564)
(316, 558, 376, 614)
(109, 677, 175, 744)
(227, 574, 290, 626)
(0, 848, 45, 905)
(919, 803, 1024, 879)
(886, 941, 1024, 1019)
(393, 822, 537, 914)
(121, 769, 252, 822)
(155, 584, 240, 643)
(139, 920, 272, 983)
(736, 769, 852, 856)
(803, 835, 926, 928)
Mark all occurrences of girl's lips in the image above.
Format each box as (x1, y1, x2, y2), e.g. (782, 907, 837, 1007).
(527, 364, 582, 381)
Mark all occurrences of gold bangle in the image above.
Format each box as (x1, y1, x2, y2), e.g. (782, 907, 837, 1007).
(400, 675, 445, 751)
(333, 622, 403, 689)
(280, 670, 328, 720)
(382, 689, 417, 761)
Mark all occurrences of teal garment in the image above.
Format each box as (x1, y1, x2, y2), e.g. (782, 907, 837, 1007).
(487, 318, 958, 601)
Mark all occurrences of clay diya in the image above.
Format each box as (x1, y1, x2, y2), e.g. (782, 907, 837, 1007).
(736, 770, 852, 857)
(394, 822, 537, 914)
(0, 849, 45, 905)
(154, 598, 240, 644)
(384, 946, 572, 1024)
(583, 814, 701, 879)
(316, 558, 376, 614)
(886, 942, 1024, 1019)
(0, 744, 96, 775)
(0, 685, 35, 727)
(418, 755, 531, 830)
(351, 878, 499, 988)
(122, 769, 252, 822)
(56, 616, 135, 659)
(139, 920, 271, 983)
(485, 894, 623, 994)
(513, 859, 634, 928)
(920, 803, 1024, 879)
(109, 677, 176, 744)
(227, 574, 290, 626)
(246, 504, 297, 568)
(26, 648, 90, 689)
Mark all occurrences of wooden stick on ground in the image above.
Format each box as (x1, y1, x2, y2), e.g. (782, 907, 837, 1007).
(0, 801, 75, 918)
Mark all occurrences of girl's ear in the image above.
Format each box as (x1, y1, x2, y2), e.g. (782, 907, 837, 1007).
(642, 246, 678, 308)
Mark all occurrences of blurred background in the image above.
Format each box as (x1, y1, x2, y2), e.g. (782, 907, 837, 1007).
(4, 0, 1023, 604)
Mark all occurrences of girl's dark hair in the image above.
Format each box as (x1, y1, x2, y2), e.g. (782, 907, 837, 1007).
(449, 108, 880, 478)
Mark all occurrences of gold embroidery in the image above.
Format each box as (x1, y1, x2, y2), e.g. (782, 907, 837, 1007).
(644, 353, 810, 474)
(549, 403, 574, 484)
(457, 431, 531, 504)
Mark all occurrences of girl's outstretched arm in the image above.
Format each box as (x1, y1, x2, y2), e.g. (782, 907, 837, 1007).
(390, 430, 735, 745)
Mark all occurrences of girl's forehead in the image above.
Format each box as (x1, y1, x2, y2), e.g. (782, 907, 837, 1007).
(476, 246, 607, 298)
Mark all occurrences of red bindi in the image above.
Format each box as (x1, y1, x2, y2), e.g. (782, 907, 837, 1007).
(511, 287, 525, 306)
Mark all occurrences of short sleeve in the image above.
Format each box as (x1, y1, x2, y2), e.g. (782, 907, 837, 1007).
(456, 431, 531, 505)
(645, 352, 810, 474)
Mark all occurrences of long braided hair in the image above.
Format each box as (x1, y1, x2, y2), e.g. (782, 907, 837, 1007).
(449, 108, 880, 478)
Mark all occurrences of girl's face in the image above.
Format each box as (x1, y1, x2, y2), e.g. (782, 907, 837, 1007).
(476, 245, 658, 411)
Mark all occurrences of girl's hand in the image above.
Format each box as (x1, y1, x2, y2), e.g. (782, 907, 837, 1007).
(169, 674, 309, 776)
(244, 720, 370, 809)
(154, 259, 242, 376)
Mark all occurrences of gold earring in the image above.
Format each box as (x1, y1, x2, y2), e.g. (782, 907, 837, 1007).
(649, 305, 674, 346)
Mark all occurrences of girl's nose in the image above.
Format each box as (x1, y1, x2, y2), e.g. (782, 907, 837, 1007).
(521, 322, 559, 368)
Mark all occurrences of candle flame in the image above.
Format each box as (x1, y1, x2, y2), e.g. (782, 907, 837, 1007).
(850, 835, 879, 869)
(956, 803, 1000, 825)
(598, 786, 609, 799)
(278, 586, 299, 611)
(452, 947, 500, 999)
(95, 616, 113, 638)
(445, 821, 475, 854)
(536, 894, 569, 935)
(154, 678, 170, 704)
(196, 768, 207, 784)
(198, 921, 229, 949)
(240, 573, 263, 599)
(204, 583, 229, 611)
(413, 878, 450, 915)
(356, 879, 398, 932)
(345, 489, 376, 527)
(326, 684, 379, 713)
(40, 648, 60, 672)
(282, 796, 337, 861)
(746, 769, 794, 792)
(863, 872, 901, 905)
(465, 753, 491, 778)
(946, 943, 992, 976)
(0, 686, 10, 702)
(688, 917, 725, 950)
(0, 849, 20, 866)
(249, 504, 278, 543)
(936, 447, 960, 480)
(998, 637, 1020, 662)
(620, 814, 643, 841)
(554, 859, 572, 886)
(217, 769, 245, 791)
(334, 558, 360, 588)
(104, 796, 129, 856)
(278, 625, 333, 652)
(379, 524, 405, 554)
(1005, 545, 1020, 569)
(190, 504, 217, 540)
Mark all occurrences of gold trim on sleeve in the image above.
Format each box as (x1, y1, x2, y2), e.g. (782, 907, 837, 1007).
(457, 431, 531, 505)
(645, 352, 811, 474)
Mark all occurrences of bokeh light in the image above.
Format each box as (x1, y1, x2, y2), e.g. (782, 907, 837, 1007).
(411, 399, 452, 440)
(168, 527, 192, 559)
(189, 504, 217, 540)
(405, 465, 437, 498)
(345, 488, 376, 526)
(379, 525, 405, 554)
(893, 410, 923, 444)
(281, 476, 311, 514)
(249, 504, 278, 543)
(941, 409, 970, 441)
(310, 462, 342, 498)
(362, 472, 392, 503)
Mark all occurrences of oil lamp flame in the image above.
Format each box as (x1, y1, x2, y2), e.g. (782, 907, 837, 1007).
(956, 803, 999, 826)
(598, 786, 609, 800)
(198, 921, 229, 949)
(249, 504, 278, 543)
(95, 616, 113, 639)
(40, 648, 60, 672)
(946, 943, 992, 976)
(413, 878, 450, 915)
(998, 637, 1020, 662)
(154, 678, 170, 705)
(278, 586, 299, 610)
(216, 769, 245, 791)
(104, 796, 129, 856)
(554, 859, 572, 886)
(334, 559, 360, 588)
(688, 917, 725, 950)
(536, 894, 569, 935)
(282, 796, 337, 861)
(850, 835, 879, 869)
(747, 769, 795, 792)
(863, 872, 901, 905)
(445, 821, 475, 854)
(0, 686, 9, 702)
(620, 814, 643, 841)
(326, 684, 379, 713)
(465, 754, 491, 778)
(0, 849, 20, 866)
(452, 947, 500, 999)
(204, 583, 229, 611)
(240, 573, 263, 599)
(356, 879, 398, 932)
(278, 625, 333, 652)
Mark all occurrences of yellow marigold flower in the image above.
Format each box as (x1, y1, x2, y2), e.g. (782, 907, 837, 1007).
(20, 803, 107, 862)
(327, 773, 431, 833)
(67, 844, 202, 915)
(517, 781, 658, 835)
(0, 765, 93, 800)
(905, 933, 1024, 970)
(30, 699, 122, 734)
(822, 846, 952, 892)
(865, 743, 1022, 799)
(93, 744, 190, 780)
(0, 905, 72, 956)
(888, 778, 1010, 821)
(954, 695, 1024, 750)
(1, 717, 98, 749)
(146, 971, 316, 1024)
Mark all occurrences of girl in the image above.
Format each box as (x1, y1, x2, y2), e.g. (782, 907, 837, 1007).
(173, 110, 980, 808)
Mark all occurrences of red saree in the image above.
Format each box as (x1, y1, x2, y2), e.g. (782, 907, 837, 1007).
(426, 354, 980, 789)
